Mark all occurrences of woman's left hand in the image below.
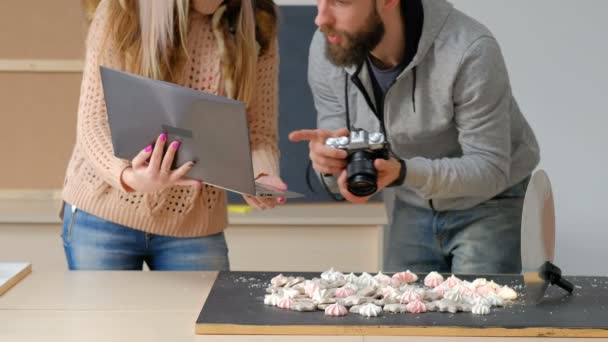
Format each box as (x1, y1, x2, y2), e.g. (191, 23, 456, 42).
(242, 175, 287, 210)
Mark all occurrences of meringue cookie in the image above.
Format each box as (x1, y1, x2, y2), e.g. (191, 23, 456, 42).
(472, 303, 491, 315)
(325, 302, 348, 316)
(392, 270, 419, 284)
(373, 271, 393, 285)
(341, 295, 371, 306)
(321, 268, 345, 282)
(344, 272, 359, 284)
(304, 280, 321, 297)
(424, 272, 444, 288)
(285, 276, 306, 287)
(280, 287, 300, 299)
(443, 287, 466, 303)
(335, 286, 357, 298)
(264, 293, 282, 306)
(483, 292, 504, 307)
(406, 299, 427, 313)
(270, 274, 288, 287)
(277, 297, 294, 309)
(476, 285, 496, 296)
(443, 274, 462, 289)
(291, 300, 317, 312)
(398, 289, 423, 304)
(472, 278, 488, 288)
(383, 303, 408, 313)
(353, 303, 383, 317)
(497, 286, 518, 300)
(357, 286, 379, 298)
(356, 272, 379, 288)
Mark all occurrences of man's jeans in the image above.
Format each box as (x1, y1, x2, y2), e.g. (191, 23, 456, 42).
(61, 203, 229, 271)
(385, 178, 529, 274)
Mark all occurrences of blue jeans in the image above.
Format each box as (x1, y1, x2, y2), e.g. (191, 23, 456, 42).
(385, 178, 529, 274)
(61, 203, 229, 271)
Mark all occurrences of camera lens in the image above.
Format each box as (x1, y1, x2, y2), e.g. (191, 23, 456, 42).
(346, 151, 378, 197)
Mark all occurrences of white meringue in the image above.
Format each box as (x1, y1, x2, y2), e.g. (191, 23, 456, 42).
(321, 267, 345, 282)
(497, 286, 518, 300)
(357, 303, 383, 317)
(472, 278, 488, 288)
(383, 303, 408, 313)
(263, 293, 282, 306)
(472, 303, 491, 315)
(443, 287, 466, 303)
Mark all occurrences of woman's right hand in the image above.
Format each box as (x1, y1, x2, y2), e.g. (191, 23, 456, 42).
(120, 133, 202, 193)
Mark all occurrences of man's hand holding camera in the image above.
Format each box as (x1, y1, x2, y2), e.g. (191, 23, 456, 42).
(337, 157, 402, 204)
(289, 128, 350, 175)
(289, 128, 404, 203)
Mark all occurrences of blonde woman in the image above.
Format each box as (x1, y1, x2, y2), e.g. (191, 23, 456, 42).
(61, 0, 285, 270)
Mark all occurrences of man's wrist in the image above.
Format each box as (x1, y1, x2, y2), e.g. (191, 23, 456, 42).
(388, 159, 406, 188)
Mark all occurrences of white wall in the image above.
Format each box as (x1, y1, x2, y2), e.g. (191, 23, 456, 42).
(278, 0, 608, 275)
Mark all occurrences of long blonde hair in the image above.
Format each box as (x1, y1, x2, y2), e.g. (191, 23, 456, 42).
(82, 0, 277, 106)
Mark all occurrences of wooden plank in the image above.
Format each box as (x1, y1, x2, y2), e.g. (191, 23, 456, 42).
(0, 262, 32, 296)
(195, 324, 608, 338)
(196, 271, 608, 337)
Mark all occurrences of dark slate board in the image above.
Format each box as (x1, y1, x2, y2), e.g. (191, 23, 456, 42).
(196, 271, 608, 336)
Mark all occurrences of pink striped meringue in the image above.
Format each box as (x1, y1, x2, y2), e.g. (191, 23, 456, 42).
(277, 297, 294, 309)
(392, 270, 419, 284)
(424, 272, 444, 288)
(406, 299, 427, 313)
(398, 289, 423, 304)
(443, 275, 462, 289)
(270, 274, 289, 287)
(324, 303, 348, 316)
(335, 286, 357, 298)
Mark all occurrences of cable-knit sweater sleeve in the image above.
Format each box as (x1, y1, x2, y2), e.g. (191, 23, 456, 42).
(75, 0, 131, 191)
(248, 40, 281, 178)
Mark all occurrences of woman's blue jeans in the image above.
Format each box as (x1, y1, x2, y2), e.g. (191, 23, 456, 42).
(61, 203, 229, 271)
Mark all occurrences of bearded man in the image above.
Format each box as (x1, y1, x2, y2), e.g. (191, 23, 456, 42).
(289, 0, 540, 274)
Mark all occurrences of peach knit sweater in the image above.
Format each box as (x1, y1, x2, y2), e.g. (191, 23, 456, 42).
(61, 0, 280, 237)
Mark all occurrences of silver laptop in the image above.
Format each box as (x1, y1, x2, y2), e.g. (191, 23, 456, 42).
(99, 66, 302, 198)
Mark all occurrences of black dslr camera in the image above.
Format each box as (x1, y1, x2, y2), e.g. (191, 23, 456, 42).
(325, 129, 389, 197)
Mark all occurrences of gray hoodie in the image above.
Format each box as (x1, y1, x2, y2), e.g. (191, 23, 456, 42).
(308, 0, 540, 211)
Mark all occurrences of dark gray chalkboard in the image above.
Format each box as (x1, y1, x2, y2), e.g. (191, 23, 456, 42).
(228, 6, 351, 203)
(196, 271, 608, 337)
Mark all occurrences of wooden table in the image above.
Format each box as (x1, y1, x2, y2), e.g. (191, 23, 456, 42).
(1, 271, 607, 341)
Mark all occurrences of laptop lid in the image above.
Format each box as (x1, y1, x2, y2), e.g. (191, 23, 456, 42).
(100, 66, 258, 195)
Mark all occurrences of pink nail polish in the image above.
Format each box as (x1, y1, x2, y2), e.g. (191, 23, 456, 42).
(278, 197, 286, 203)
(172, 141, 181, 149)
(160, 133, 167, 141)
(144, 145, 152, 152)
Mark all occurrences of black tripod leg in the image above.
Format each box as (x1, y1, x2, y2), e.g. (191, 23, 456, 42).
(554, 276, 574, 293)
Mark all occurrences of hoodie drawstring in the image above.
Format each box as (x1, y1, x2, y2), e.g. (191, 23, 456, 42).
(412, 66, 417, 113)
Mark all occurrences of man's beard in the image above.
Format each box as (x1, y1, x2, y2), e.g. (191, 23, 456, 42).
(321, 10, 385, 67)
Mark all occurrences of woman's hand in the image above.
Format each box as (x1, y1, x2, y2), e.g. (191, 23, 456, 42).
(242, 175, 288, 210)
(120, 133, 202, 193)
